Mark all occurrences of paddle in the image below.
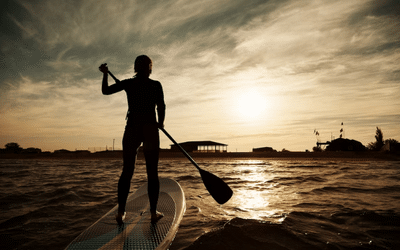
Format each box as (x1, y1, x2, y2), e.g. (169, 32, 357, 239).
(160, 128, 233, 204)
(108, 71, 119, 83)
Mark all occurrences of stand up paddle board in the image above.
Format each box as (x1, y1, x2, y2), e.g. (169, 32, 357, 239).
(65, 178, 186, 250)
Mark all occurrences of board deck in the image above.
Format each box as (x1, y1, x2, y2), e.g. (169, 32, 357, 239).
(65, 178, 186, 250)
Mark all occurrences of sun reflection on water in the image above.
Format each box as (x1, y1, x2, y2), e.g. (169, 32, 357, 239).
(225, 160, 287, 221)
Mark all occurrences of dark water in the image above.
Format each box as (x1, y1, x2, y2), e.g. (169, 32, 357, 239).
(1, 159, 399, 249)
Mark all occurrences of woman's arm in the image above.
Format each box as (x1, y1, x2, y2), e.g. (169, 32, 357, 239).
(99, 64, 123, 95)
(156, 82, 166, 128)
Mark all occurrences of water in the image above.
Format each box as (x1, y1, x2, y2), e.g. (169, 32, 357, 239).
(1, 158, 399, 249)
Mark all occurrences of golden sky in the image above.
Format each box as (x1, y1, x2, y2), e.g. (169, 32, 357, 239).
(1, 0, 399, 152)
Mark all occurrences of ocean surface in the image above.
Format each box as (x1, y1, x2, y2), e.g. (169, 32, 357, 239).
(1, 158, 399, 250)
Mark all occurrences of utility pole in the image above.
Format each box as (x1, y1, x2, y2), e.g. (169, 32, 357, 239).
(113, 139, 115, 151)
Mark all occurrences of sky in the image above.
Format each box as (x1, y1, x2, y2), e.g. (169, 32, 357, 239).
(0, 0, 399, 152)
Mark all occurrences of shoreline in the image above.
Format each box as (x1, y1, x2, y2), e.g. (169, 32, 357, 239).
(1, 151, 399, 161)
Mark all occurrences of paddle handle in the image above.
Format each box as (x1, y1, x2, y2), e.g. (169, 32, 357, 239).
(160, 128, 201, 171)
(108, 70, 120, 83)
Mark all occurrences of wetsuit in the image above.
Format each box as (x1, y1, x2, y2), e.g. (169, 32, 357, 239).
(105, 75, 166, 214)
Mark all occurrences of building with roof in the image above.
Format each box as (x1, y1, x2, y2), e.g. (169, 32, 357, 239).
(170, 141, 228, 153)
(252, 146, 276, 152)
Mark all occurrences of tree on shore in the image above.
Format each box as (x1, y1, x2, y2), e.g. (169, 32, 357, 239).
(312, 146, 322, 152)
(326, 138, 365, 151)
(367, 127, 384, 151)
(4, 142, 23, 153)
(385, 138, 399, 145)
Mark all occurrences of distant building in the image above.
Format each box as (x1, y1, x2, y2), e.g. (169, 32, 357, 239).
(381, 141, 400, 153)
(253, 147, 276, 152)
(316, 141, 331, 149)
(22, 147, 42, 154)
(171, 141, 227, 153)
(325, 138, 365, 151)
(54, 149, 72, 154)
(74, 150, 91, 155)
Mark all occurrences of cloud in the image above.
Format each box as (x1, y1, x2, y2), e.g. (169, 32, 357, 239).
(0, 75, 126, 141)
(1, 0, 399, 151)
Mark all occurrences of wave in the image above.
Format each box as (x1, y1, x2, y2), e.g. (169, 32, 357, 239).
(287, 164, 327, 169)
(266, 176, 327, 187)
(1, 158, 399, 250)
(185, 210, 400, 250)
(293, 202, 346, 210)
(185, 217, 316, 250)
(176, 175, 199, 181)
(389, 175, 400, 181)
(310, 185, 400, 195)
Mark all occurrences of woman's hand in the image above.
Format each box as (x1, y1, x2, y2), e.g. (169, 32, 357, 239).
(99, 63, 108, 73)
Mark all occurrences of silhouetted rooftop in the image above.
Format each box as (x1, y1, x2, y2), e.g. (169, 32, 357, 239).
(171, 141, 228, 146)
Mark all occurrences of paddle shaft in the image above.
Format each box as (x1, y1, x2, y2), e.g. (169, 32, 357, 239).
(108, 71, 119, 82)
(160, 128, 233, 204)
(159, 128, 201, 171)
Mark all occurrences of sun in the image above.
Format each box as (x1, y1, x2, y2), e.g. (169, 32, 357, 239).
(235, 89, 267, 120)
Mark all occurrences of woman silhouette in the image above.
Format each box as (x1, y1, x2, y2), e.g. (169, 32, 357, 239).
(99, 55, 166, 224)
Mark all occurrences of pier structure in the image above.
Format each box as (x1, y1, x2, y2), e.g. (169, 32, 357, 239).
(170, 141, 228, 153)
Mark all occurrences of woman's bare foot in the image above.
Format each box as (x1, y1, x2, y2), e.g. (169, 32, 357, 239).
(151, 210, 164, 223)
(116, 212, 126, 225)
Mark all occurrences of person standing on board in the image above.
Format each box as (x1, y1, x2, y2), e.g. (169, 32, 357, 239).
(99, 55, 166, 224)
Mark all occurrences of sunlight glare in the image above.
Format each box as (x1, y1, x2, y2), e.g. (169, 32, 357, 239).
(235, 89, 268, 120)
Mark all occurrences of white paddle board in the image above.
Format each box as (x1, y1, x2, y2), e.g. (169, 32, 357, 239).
(65, 178, 186, 250)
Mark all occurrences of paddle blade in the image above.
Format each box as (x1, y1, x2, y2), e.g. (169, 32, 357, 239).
(199, 168, 233, 204)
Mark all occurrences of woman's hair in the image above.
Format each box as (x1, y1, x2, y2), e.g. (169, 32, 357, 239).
(134, 55, 152, 75)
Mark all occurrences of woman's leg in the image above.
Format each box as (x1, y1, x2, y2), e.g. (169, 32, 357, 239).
(118, 125, 142, 214)
(142, 124, 161, 215)
(144, 148, 160, 211)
